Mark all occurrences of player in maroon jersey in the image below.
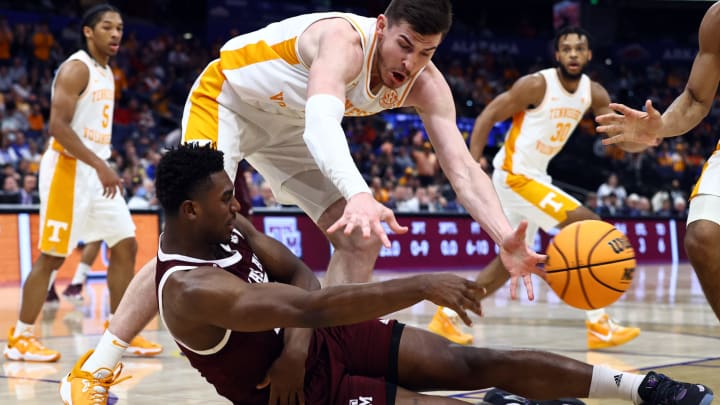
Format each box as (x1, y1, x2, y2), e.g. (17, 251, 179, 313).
(64, 143, 713, 405)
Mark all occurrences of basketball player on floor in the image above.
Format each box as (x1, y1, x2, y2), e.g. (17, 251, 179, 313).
(62, 2, 547, 402)
(3, 4, 161, 364)
(64, 143, 714, 405)
(597, 1, 720, 323)
(429, 26, 648, 348)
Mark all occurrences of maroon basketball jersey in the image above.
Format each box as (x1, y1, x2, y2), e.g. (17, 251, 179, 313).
(155, 228, 283, 404)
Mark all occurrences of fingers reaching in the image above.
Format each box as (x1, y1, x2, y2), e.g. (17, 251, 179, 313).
(601, 134, 625, 145)
(371, 220, 391, 248)
(384, 211, 408, 234)
(523, 275, 534, 301)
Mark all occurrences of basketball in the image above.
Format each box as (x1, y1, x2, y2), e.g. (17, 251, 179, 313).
(545, 220, 636, 310)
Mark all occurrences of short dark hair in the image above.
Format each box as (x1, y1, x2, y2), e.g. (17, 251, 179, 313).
(80, 4, 121, 47)
(554, 26, 591, 50)
(384, 0, 453, 37)
(156, 143, 225, 216)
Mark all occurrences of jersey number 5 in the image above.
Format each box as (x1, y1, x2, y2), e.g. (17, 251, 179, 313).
(102, 104, 110, 128)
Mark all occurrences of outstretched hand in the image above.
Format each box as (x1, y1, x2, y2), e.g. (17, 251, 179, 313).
(498, 221, 547, 301)
(422, 273, 486, 326)
(596, 99, 663, 146)
(327, 193, 408, 248)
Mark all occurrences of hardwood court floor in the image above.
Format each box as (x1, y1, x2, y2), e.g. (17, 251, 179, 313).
(0, 263, 718, 404)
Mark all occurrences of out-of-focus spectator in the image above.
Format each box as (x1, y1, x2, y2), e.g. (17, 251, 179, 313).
(0, 133, 20, 167)
(18, 173, 37, 205)
(26, 103, 44, 137)
(673, 196, 688, 218)
(625, 193, 642, 217)
(11, 74, 32, 101)
(651, 190, 669, 213)
(24, 138, 42, 174)
(111, 59, 128, 100)
(127, 176, 156, 209)
(415, 186, 431, 211)
(251, 181, 281, 208)
(596, 192, 623, 217)
(8, 57, 26, 83)
(637, 197, 652, 217)
(596, 173, 627, 208)
(2, 174, 19, 193)
(584, 192, 599, 212)
(0, 65, 12, 92)
(31, 22, 54, 68)
(412, 132, 438, 187)
(371, 176, 389, 204)
(11, 131, 31, 161)
(0, 18, 12, 66)
(655, 195, 673, 217)
(393, 184, 419, 212)
(11, 24, 31, 61)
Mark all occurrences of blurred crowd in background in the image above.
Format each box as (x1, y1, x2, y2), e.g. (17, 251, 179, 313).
(0, 1, 715, 219)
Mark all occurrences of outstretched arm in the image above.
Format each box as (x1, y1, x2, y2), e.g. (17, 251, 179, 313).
(469, 73, 545, 161)
(405, 64, 546, 300)
(597, 3, 720, 144)
(300, 18, 406, 246)
(168, 268, 484, 332)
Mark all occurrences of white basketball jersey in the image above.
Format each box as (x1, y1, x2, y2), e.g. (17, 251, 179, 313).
(50, 50, 115, 159)
(493, 68, 591, 177)
(217, 12, 422, 119)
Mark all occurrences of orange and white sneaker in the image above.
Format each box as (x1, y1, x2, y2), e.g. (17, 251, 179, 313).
(127, 335, 163, 357)
(586, 314, 640, 350)
(59, 349, 130, 405)
(102, 321, 163, 357)
(3, 327, 61, 362)
(427, 307, 474, 345)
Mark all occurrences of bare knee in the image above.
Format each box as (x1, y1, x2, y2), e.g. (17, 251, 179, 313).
(330, 231, 383, 254)
(110, 237, 138, 259)
(685, 221, 718, 260)
(36, 253, 66, 273)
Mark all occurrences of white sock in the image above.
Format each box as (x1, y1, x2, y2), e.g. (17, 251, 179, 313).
(13, 320, 34, 337)
(589, 365, 645, 404)
(442, 307, 459, 317)
(586, 308, 607, 323)
(71, 262, 91, 285)
(47, 270, 57, 291)
(82, 330, 128, 378)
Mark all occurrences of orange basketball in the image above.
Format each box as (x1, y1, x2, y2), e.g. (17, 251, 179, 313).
(545, 220, 636, 310)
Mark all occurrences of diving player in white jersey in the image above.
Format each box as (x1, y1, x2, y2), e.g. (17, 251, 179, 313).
(61, 1, 547, 403)
(427, 27, 648, 348)
(4, 4, 161, 365)
(597, 1, 720, 324)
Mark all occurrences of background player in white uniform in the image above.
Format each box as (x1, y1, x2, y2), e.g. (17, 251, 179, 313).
(439, 27, 647, 349)
(3, 4, 160, 364)
(62, 1, 547, 403)
(597, 1, 720, 323)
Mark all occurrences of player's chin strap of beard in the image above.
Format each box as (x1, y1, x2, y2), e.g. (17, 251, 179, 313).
(303, 94, 371, 200)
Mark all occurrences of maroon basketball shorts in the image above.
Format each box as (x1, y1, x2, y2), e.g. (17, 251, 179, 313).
(304, 319, 405, 405)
